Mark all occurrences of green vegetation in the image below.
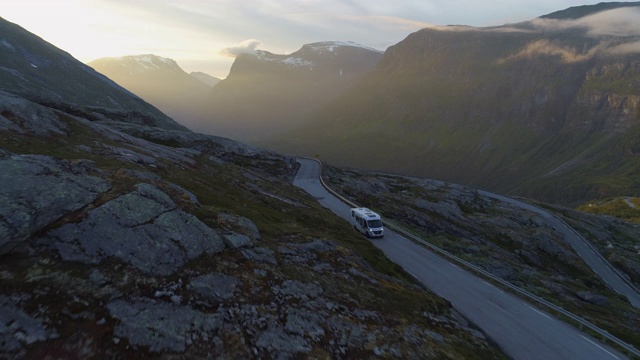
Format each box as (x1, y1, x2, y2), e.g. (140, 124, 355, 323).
(577, 198, 640, 223)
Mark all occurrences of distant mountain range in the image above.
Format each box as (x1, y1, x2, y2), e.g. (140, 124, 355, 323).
(88, 55, 219, 130)
(196, 41, 384, 141)
(265, 2, 640, 206)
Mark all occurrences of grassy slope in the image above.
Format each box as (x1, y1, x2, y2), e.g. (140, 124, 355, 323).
(0, 107, 508, 358)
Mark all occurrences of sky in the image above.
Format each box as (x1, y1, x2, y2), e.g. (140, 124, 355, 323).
(0, 0, 630, 78)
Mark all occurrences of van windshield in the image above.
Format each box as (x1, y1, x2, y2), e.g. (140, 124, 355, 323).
(367, 220, 382, 228)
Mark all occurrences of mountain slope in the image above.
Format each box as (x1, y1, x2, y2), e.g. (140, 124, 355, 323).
(541, 1, 640, 19)
(88, 55, 215, 131)
(268, 4, 640, 206)
(197, 41, 384, 141)
(190, 71, 221, 87)
(0, 16, 511, 359)
(0, 17, 185, 131)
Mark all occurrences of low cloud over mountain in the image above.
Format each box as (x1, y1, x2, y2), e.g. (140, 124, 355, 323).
(532, 7, 640, 37)
(221, 39, 262, 57)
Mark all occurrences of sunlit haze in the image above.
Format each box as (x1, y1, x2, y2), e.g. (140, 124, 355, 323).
(1, 0, 624, 78)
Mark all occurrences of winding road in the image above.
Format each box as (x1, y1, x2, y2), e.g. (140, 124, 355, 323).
(294, 158, 628, 360)
(480, 191, 640, 309)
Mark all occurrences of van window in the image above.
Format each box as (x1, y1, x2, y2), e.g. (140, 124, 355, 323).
(367, 220, 382, 228)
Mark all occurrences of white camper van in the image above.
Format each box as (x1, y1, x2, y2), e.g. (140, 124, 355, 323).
(350, 207, 384, 238)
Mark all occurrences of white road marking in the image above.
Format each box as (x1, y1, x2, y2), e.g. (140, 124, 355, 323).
(526, 305, 552, 321)
(580, 335, 620, 359)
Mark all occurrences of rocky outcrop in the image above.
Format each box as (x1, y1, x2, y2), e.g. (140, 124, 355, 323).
(47, 183, 224, 276)
(0, 91, 67, 135)
(0, 152, 110, 254)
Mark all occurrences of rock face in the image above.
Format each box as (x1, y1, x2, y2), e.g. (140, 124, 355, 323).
(0, 18, 186, 131)
(107, 298, 222, 353)
(0, 153, 110, 254)
(47, 183, 225, 276)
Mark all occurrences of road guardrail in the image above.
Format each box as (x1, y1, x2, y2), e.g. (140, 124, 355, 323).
(308, 158, 640, 358)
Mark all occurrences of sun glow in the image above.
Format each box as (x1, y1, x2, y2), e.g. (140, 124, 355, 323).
(2, 0, 234, 77)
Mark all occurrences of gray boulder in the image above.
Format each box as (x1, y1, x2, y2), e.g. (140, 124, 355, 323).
(576, 291, 608, 306)
(0, 153, 110, 254)
(218, 212, 261, 241)
(0, 91, 67, 135)
(48, 183, 224, 276)
(241, 247, 277, 265)
(222, 232, 253, 249)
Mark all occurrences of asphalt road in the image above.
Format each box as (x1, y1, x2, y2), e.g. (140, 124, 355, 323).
(294, 158, 627, 360)
(480, 191, 640, 309)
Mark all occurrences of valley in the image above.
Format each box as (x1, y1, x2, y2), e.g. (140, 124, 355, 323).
(2, 1, 640, 359)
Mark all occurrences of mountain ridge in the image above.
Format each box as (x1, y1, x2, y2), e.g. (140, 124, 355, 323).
(265, 3, 640, 206)
(194, 41, 384, 141)
(88, 54, 214, 131)
(0, 17, 185, 131)
(540, 1, 640, 19)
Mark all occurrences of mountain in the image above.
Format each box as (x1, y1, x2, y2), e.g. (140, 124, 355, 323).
(0, 16, 510, 359)
(197, 41, 384, 142)
(88, 55, 214, 131)
(190, 71, 221, 87)
(267, 3, 640, 206)
(0, 18, 184, 131)
(541, 1, 640, 19)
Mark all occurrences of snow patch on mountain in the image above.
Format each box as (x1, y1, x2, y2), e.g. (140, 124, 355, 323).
(282, 56, 313, 67)
(252, 41, 381, 68)
(254, 50, 314, 68)
(115, 55, 181, 73)
(308, 41, 383, 54)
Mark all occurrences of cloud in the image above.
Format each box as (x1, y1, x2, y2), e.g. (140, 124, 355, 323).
(496, 8, 640, 64)
(220, 39, 262, 57)
(530, 7, 640, 37)
(498, 40, 606, 64)
(609, 40, 640, 56)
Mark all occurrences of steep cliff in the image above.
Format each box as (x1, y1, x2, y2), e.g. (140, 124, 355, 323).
(269, 5, 640, 205)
